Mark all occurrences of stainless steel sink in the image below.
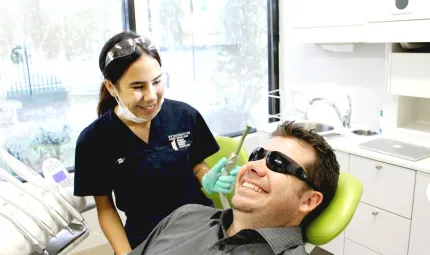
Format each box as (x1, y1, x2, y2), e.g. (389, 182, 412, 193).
(295, 122, 334, 133)
(352, 129, 379, 136)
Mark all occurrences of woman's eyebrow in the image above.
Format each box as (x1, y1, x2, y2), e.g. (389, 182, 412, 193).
(129, 74, 162, 86)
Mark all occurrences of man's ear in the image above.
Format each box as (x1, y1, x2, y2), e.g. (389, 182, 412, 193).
(299, 190, 323, 214)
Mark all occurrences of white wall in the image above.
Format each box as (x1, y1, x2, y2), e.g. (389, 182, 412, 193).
(279, 1, 388, 131)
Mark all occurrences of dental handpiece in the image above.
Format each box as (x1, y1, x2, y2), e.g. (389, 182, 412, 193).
(0, 150, 86, 225)
(0, 190, 55, 237)
(0, 210, 48, 255)
(47, 185, 87, 225)
(223, 125, 252, 176)
(0, 167, 74, 234)
(219, 125, 252, 209)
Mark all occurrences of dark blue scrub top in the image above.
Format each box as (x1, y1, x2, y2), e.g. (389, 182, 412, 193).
(73, 99, 219, 248)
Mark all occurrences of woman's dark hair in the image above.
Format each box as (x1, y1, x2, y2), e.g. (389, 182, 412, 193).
(97, 31, 162, 117)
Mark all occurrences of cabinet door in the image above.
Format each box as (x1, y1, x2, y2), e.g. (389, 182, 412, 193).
(368, 0, 430, 22)
(390, 53, 430, 99)
(349, 155, 415, 218)
(408, 172, 430, 255)
(344, 239, 380, 255)
(345, 202, 411, 255)
(335, 151, 349, 173)
(320, 231, 345, 255)
(292, 0, 365, 28)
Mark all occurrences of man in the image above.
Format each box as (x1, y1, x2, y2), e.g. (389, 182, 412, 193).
(129, 121, 340, 255)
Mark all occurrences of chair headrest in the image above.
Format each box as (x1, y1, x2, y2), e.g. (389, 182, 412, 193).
(305, 172, 363, 245)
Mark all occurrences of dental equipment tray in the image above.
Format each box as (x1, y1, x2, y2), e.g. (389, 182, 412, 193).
(359, 138, 430, 161)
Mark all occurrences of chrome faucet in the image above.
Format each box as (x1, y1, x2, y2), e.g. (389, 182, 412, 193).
(304, 95, 352, 128)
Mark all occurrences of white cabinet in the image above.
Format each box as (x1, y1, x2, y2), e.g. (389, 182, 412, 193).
(345, 202, 411, 255)
(344, 239, 380, 255)
(292, 0, 364, 28)
(349, 155, 416, 219)
(367, 0, 430, 22)
(335, 151, 349, 173)
(290, 0, 366, 43)
(320, 232, 345, 255)
(286, 0, 430, 42)
(408, 172, 430, 255)
(390, 53, 430, 99)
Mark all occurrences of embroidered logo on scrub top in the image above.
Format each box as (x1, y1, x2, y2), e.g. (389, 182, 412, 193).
(168, 131, 191, 151)
(171, 140, 179, 151)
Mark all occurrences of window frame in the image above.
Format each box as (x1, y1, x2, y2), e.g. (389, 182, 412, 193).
(267, 0, 281, 126)
(122, 0, 136, 32)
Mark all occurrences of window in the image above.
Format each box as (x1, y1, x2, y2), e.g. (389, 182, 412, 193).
(0, 0, 123, 173)
(0, 0, 276, 174)
(136, 0, 269, 136)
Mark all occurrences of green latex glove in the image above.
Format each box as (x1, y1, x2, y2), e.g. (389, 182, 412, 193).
(202, 157, 240, 195)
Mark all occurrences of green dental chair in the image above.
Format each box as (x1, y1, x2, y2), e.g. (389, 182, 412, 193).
(203, 136, 363, 252)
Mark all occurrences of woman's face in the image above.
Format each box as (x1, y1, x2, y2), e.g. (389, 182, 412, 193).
(108, 53, 164, 120)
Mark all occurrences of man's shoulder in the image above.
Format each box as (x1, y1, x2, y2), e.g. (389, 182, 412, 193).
(163, 204, 220, 226)
(175, 204, 219, 217)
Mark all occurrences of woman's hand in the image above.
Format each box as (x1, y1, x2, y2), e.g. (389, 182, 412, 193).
(202, 157, 240, 194)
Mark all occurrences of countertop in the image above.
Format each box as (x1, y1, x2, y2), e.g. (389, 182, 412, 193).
(257, 121, 430, 174)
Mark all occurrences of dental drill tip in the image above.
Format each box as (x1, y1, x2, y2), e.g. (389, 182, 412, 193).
(46, 227, 55, 237)
(244, 120, 254, 129)
(39, 221, 56, 237)
(48, 230, 55, 237)
(43, 249, 49, 255)
(67, 226, 75, 235)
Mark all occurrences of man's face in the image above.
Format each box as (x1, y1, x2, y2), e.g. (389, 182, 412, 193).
(231, 136, 319, 227)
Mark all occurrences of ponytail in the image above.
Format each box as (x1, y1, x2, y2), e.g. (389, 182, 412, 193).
(97, 82, 117, 117)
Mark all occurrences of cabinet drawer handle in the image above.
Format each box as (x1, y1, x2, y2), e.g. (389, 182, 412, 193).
(391, 12, 412, 15)
(375, 164, 382, 170)
(372, 211, 379, 216)
(426, 184, 430, 202)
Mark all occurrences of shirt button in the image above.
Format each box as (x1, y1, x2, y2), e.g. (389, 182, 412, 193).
(219, 242, 226, 251)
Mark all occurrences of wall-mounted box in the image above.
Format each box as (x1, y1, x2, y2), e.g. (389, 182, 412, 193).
(390, 53, 430, 98)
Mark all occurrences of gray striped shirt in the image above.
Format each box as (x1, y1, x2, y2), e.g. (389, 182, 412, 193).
(129, 204, 307, 255)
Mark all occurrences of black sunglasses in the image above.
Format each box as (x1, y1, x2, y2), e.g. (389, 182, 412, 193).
(248, 147, 318, 191)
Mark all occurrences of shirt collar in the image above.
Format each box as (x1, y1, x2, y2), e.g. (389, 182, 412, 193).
(210, 209, 304, 254)
(209, 209, 231, 237)
(256, 227, 303, 254)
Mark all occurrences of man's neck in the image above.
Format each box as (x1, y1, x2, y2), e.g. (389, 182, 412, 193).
(226, 216, 244, 237)
(226, 210, 261, 237)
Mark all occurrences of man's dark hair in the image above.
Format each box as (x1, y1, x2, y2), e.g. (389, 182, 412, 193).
(271, 120, 340, 241)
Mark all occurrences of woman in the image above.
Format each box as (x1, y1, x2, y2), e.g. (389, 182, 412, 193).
(73, 31, 238, 254)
